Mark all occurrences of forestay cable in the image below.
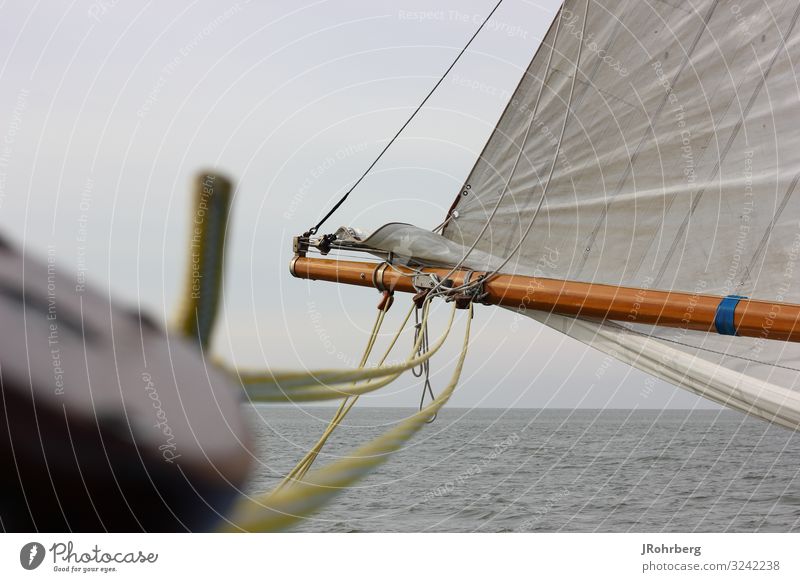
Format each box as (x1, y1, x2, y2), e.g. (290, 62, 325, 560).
(482, 0, 588, 280)
(426, 7, 564, 293)
(437, 0, 587, 295)
(306, 0, 504, 235)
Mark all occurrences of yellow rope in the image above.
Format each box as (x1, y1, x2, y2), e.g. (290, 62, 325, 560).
(278, 302, 397, 489)
(177, 173, 232, 348)
(239, 300, 455, 402)
(278, 301, 417, 489)
(172, 173, 473, 532)
(220, 303, 473, 532)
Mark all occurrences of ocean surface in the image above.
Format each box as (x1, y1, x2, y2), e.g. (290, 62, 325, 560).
(245, 407, 800, 532)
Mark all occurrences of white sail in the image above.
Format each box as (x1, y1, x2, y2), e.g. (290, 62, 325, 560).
(434, 0, 800, 428)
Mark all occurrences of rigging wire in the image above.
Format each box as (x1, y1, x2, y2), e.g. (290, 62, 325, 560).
(307, 4, 575, 300)
(430, 214, 452, 233)
(481, 0, 588, 280)
(426, 0, 587, 298)
(229, 0, 584, 531)
(306, 0, 505, 236)
(423, 5, 565, 294)
(412, 304, 437, 422)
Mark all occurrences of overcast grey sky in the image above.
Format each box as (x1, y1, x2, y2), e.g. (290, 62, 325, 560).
(0, 0, 714, 409)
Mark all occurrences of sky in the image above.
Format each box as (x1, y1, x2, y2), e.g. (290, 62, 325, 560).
(0, 0, 715, 410)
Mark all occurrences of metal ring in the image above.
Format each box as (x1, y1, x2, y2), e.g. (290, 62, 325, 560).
(289, 256, 300, 277)
(372, 262, 389, 292)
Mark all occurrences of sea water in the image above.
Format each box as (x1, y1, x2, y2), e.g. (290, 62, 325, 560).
(245, 407, 800, 532)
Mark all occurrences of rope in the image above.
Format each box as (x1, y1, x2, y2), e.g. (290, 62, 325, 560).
(276, 301, 415, 490)
(220, 303, 473, 532)
(306, 0, 505, 235)
(239, 300, 457, 402)
(178, 173, 233, 347)
(168, 173, 469, 532)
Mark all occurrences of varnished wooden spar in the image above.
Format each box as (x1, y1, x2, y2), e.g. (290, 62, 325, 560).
(290, 256, 800, 343)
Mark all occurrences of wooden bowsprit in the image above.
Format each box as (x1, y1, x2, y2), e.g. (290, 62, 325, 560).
(290, 256, 800, 343)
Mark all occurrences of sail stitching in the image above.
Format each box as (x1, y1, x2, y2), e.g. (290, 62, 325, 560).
(562, 1, 630, 112)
